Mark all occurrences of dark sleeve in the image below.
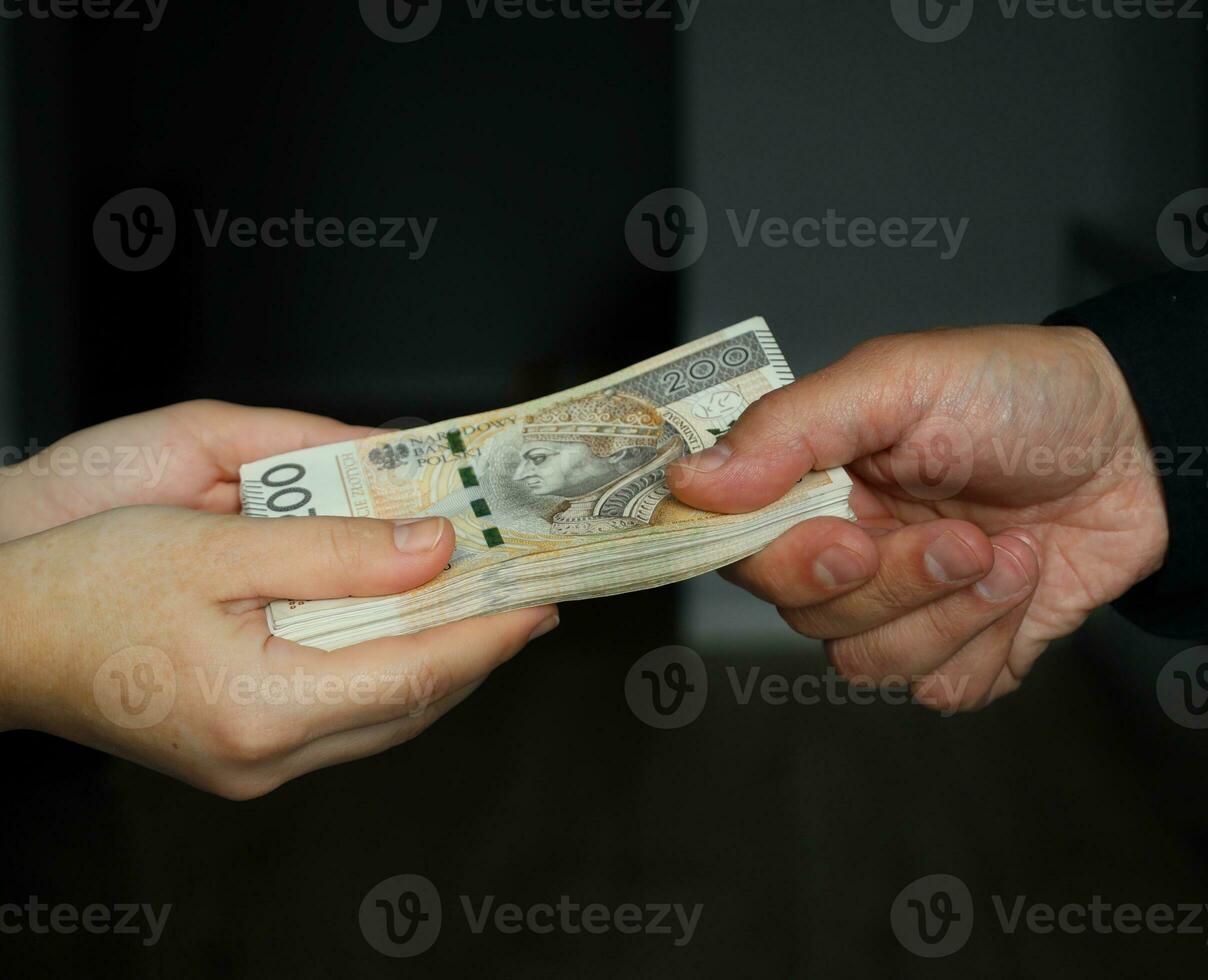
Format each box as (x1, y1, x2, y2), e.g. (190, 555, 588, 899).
(1044, 271, 1208, 639)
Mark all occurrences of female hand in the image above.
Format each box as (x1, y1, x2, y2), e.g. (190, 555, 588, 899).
(0, 506, 558, 798)
(0, 400, 371, 544)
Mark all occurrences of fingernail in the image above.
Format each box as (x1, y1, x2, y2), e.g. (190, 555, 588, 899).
(814, 545, 868, 589)
(527, 614, 560, 643)
(976, 546, 1031, 602)
(924, 532, 983, 583)
(1001, 529, 1040, 555)
(855, 522, 894, 539)
(393, 517, 446, 554)
(679, 442, 733, 474)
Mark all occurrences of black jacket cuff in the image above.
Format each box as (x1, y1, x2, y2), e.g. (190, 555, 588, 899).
(1045, 272, 1208, 639)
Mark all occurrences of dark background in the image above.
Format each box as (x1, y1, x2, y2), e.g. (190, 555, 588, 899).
(2, 2, 1208, 976)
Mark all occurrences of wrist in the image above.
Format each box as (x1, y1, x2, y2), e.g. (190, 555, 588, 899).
(0, 464, 22, 544)
(0, 536, 41, 732)
(0, 452, 60, 545)
(0, 460, 38, 545)
(1072, 325, 1170, 580)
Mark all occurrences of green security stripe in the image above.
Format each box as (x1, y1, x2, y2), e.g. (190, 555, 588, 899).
(455, 465, 496, 543)
(447, 430, 467, 454)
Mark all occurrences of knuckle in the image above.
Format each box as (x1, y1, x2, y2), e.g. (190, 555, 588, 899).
(206, 771, 283, 802)
(863, 570, 917, 611)
(778, 603, 846, 641)
(912, 676, 978, 715)
(742, 388, 811, 457)
(399, 657, 449, 712)
(385, 714, 432, 750)
(748, 557, 800, 605)
(207, 710, 294, 765)
(321, 520, 369, 574)
(778, 605, 824, 639)
(922, 598, 970, 648)
(177, 397, 227, 414)
(196, 517, 254, 586)
(825, 636, 888, 683)
(849, 334, 905, 364)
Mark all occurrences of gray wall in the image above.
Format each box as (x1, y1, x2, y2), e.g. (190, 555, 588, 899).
(680, 0, 1206, 647)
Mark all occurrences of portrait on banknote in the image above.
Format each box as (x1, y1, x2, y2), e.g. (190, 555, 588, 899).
(506, 390, 687, 535)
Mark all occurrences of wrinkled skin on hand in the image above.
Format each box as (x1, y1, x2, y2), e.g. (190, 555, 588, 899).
(669, 326, 1167, 711)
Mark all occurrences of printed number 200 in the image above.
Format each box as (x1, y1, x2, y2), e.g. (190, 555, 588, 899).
(262, 464, 317, 516)
(661, 344, 752, 396)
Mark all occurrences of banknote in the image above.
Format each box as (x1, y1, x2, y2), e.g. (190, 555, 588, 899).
(240, 318, 854, 649)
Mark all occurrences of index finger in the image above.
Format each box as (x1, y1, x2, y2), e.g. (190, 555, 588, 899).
(250, 605, 560, 744)
(180, 401, 375, 473)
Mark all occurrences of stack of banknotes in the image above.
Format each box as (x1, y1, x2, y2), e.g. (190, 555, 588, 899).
(240, 318, 854, 650)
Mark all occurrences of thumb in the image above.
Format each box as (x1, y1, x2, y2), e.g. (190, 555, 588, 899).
(212, 514, 454, 601)
(667, 337, 926, 514)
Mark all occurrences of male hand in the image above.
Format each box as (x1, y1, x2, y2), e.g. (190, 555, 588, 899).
(668, 326, 1168, 711)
